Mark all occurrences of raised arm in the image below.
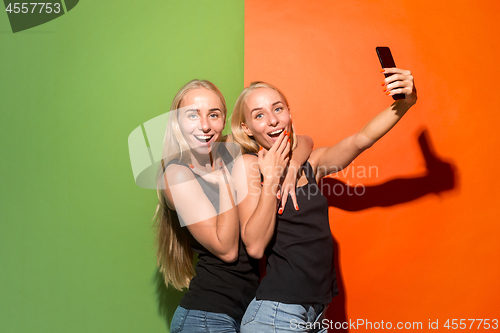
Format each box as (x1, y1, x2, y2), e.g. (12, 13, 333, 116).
(163, 162, 239, 263)
(233, 131, 290, 259)
(309, 68, 417, 181)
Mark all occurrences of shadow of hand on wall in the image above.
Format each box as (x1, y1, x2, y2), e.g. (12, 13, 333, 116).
(322, 128, 457, 331)
(154, 269, 185, 329)
(321, 129, 457, 211)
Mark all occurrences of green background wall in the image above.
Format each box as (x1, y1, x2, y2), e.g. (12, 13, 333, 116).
(0, 1, 244, 332)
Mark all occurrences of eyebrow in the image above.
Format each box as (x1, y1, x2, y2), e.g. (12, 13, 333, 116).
(250, 101, 283, 113)
(185, 108, 221, 112)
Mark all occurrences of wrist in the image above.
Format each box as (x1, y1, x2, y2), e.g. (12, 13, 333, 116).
(396, 98, 414, 109)
(262, 176, 280, 187)
(288, 159, 300, 170)
(288, 161, 300, 174)
(261, 180, 280, 197)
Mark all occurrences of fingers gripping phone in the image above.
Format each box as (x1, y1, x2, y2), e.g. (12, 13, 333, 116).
(376, 46, 405, 100)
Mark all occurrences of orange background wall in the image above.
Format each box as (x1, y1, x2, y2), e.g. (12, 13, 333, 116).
(245, 0, 500, 330)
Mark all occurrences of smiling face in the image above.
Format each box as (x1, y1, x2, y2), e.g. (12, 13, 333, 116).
(241, 87, 291, 150)
(178, 88, 225, 155)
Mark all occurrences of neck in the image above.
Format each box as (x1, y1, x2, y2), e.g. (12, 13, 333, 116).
(190, 147, 220, 170)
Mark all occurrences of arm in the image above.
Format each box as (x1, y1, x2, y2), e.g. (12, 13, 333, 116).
(163, 163, 239, 262)
(279, 134, 314, 212)
(290, 135, 314, 170)
(309, 68, 417, 181)
(233, 131, 290, 259)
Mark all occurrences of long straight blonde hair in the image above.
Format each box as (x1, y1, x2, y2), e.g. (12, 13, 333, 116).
(230, 81, 297, 153)
(154, 79, 227, 290)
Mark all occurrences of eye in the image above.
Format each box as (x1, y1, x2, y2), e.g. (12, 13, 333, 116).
(187, 113, 198, 119)
(255, 113, 264, 119)
(209, 113, 220, 119)
(274, 107, 283, 113)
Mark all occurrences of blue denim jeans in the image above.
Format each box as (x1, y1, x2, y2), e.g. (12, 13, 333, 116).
(240, 298, 328, 333)
(170, 306, 241, 333)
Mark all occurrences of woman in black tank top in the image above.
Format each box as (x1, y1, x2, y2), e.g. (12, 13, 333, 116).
(230, 72, 417, 332)
(154, 79, 257, 333)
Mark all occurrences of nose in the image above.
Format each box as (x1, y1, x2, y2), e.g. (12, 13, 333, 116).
(267, 113, 279, 126)
(199, 116, 211, 133)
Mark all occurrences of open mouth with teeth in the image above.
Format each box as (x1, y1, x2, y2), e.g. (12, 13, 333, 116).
(194, 134, 214, 143)
(267, 128, 285, 139)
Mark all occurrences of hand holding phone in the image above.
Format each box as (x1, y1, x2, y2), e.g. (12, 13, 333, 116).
(376, 46, 405, 100)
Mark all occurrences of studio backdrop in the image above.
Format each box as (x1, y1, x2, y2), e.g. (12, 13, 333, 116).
(1, 1, 499, 332)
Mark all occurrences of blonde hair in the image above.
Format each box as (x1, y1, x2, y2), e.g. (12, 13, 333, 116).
(230, 81, 297, 154)
(154, 79, 227, 290)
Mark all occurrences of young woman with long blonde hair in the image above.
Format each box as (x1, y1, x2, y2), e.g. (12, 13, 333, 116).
(231, 68, 417, 332)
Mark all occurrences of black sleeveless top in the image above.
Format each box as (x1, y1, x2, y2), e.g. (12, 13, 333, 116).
(166, 150, 259, 321)
(256, 160, 338, 305)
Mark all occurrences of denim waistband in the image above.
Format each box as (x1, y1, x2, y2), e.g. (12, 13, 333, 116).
(300, 303, 325, 314)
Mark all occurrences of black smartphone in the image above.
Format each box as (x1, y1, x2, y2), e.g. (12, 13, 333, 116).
(376, 46, 405, 100)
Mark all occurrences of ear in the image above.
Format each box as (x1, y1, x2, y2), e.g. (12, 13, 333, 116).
(241, 122, 253, 137)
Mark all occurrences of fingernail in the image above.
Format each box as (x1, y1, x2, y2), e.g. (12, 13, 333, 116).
(278, 208, 283, 214)
(288, 138, 290, 143)
(284, 130, 287, 136)
(189, 164, 194, 169)
(277, 193, 281, 200)
(259, 146, 263, 151)
(385, 91, 391, 95)
(380, 69, 385, 73)
(295, 205, 299, 211)
(381, 81, 386, 86)
(383, 88, 387, 92)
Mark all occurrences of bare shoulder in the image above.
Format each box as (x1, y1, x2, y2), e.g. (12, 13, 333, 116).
(241, 154, 259, 176)
(241, 153, 258, 166)
(232, 154, 260, 186)
(297, 134, 314, 146)
(165, 163, 196, 185)
(162, 163, 196, 211)
(308, 147, 328, 171)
